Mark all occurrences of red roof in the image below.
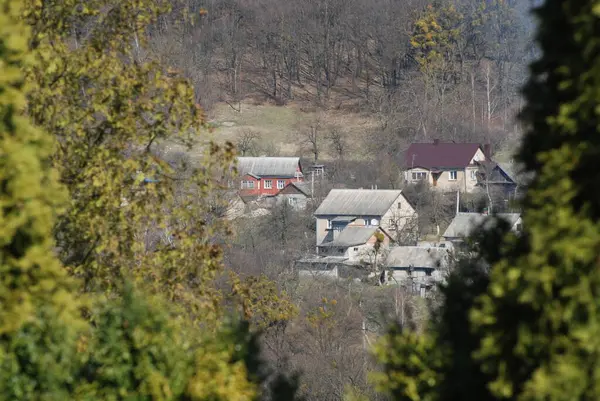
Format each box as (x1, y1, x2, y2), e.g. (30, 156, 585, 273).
(405, 142, 483, 169)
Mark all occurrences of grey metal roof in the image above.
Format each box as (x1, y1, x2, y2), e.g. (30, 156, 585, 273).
(237, 157, 300, 178)
(314, 189, 403, 216)
(442, 213, 521, 238)
(386, 246, 450, 269)
(319, 226, 379, 247)
(291, 181, 312, 196)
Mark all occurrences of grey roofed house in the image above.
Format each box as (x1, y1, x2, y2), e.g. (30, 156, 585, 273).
(314, 189, 404, 216)
(386, 246, 450, 270)
(443, 212, 522, 239)
(319, 226, 381, 247)
(237, 157, 301, 178)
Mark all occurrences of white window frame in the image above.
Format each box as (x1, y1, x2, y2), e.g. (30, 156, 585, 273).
(470, 170, 477, 181)
(449, 171, 458, 181)
(411, 171, 427, 181)
(240, 180, 255, 189)
(264, 179, 273, 189)
(277, 180, 285, 189)
(326, 219, 332, 229)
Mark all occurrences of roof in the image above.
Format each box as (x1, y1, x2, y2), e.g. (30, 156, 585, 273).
(238, 157, 301, 178)
(443, 213, 521, 238)
(319, 226, 380, 247)
(331, 216, 357, 222)
(314, 189, 403, 216)
(405, 142, 482, 169)
(386, 246, 450, 269)
(282, 181, 311, 197)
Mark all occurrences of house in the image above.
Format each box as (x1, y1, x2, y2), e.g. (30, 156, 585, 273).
(237, 157, 303, 196)
(272, 181, 313, 210)
(385, 245, 451, 297)
(442, 212, 522, 245)
(404, 140, 516, 193)
(313, 189, 417, 248)
(317, 225, 394, 263)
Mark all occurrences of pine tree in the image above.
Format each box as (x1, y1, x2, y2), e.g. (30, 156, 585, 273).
(375, 1, 600, 401)
(0, 1, 84, 398)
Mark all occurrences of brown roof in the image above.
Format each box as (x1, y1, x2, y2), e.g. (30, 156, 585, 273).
(405, 142, 482, 169)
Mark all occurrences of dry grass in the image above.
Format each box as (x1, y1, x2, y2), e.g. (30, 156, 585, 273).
(201, 100, 378, 160)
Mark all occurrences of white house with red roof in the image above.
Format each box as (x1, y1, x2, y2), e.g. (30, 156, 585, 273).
(404, 140, 516, 193)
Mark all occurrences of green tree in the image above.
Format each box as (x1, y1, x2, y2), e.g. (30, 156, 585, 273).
(75, 284, 258, 401)
(374, 1, 600, 401)
(23, 0, 234, 318)
(1, 3, 300, 401)
(0, 0, 85, 398)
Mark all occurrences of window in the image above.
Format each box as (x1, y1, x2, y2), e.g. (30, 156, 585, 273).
(412, 171, 427, 181)
(397, 202, 402, 210)
(516, 223, 523, 232)
(449, 170, 457, 181)
(353, 247, 359, 251)
(288, 198, 296, 206)
(326, 219, 332, 229)
(240, 180, 255, 189)
(470, 170, 477, 181)
(264, 180, 272, 189)
(277, 180, 285, 189)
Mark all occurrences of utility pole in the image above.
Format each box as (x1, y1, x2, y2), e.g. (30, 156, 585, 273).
(456, 190, 460, 216)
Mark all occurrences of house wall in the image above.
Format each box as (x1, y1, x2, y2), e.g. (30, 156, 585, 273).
(391, 268, 444, 280)
(315, 217, 330, 246)
(276, 193, 309, 210)
(381, 195, 417, 234)
(239, 174, 304, 196)
(225, 197, 246, 220)
(317, 246, 348, 258)
(347, 233, 392, 262)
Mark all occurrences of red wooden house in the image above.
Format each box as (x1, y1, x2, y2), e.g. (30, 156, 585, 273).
(237, 157, 304, 196)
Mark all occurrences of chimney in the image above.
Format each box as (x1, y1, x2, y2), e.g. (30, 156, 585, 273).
(433, 139, 440, 145)
(483, 143, 492, 159)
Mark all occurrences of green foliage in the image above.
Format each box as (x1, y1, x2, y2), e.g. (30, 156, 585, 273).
(471, 1, 600, 399)
(410, 4, 462, 80)
(0, 1, 85, 398)
(371, 326, 441, 401)
(76, 284, 258, 401)
(374, 1, 600, 401)
(230, 274, 299, 331)
(24, 0, 235, 317)
(1, 3, 300, 401)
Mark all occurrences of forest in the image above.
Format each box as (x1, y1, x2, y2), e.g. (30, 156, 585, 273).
(3, 0, 600, 401)
(147, 0, 535, 172)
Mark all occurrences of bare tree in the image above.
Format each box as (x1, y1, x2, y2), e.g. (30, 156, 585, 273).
(235, 129, 261, 156)
(326, 128, 347, 161)
(297, 114, 324, 162)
